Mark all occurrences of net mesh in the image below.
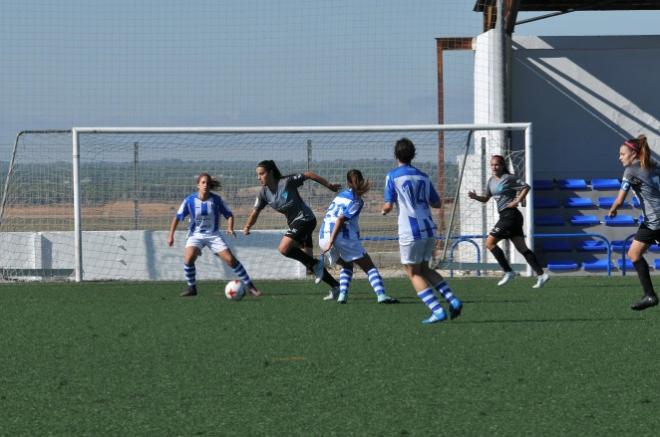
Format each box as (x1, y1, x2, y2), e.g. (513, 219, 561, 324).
(1, 126, 527, 281)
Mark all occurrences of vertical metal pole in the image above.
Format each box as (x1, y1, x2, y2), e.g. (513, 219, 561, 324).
(306, 139, 312, 202)
(441, 131, 474, 263)
(133, 142, 139, 230)
(524, 124, 534, 277)
(481, 137, 488, 260)
(72, 129, 83, 282)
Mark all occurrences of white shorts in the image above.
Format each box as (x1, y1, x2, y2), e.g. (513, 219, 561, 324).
(186, 232, 229, 254)
(399, 238, 436, 265)
(319, 237, 367, 265)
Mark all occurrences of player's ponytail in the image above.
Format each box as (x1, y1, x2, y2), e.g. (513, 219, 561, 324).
(638, 135, 651, 170)
(257, 160, 283, 180)
(197, 172, 221, 190)
(346, 169, 370, 198)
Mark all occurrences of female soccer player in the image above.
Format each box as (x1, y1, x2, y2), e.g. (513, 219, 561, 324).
(243, 160, 341, 296)
(468, 155, 549, 289)
(167, 173, 261, 297)
(608, 134, 659, 311)
(319, 169, 399, 304)
(382, 138, 462, 324)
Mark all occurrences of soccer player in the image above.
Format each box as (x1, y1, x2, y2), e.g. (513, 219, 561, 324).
(243, 160, 341, 297)
(608, 134, 659, 311)
(167, 173, 261, 297)
(319, 169, 399, 304)
(468, 155, 549, 289)
(382, 138, 462, 324)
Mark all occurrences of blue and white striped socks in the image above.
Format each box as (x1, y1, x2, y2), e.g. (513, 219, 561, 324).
(339, 267, 353, 296)
(417, 288, 445, 317)
(367, 268, 386, 297)
(232, 261, 254, 289)
(184, 263, 196, 287)
(434, 280, 462, 311)
(434, 281, 457, 303)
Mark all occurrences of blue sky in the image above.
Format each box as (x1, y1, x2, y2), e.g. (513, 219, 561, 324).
(0, 1, 658, 157)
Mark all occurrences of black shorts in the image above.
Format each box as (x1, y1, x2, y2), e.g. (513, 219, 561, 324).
(285, 218, 317, 248)
(489, 208, 524, 240)
(634, 223, 660, 245)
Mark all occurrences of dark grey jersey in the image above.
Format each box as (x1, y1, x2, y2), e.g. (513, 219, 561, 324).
(486, 174, 530, 213)
(254, 174, 316, 225)
(621, 160, 660, 230)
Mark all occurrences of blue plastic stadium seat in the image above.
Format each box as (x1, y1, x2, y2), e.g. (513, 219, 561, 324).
(604, 215, 636, 226)
(611, 240, 632, 252)
(632, 197, 641, 208)
(617, 259, 634, 270)
(547, 261, 580, 271)
(533, 179, 554, 191)
(564, 197, 594, 208)
(540, 240, 572, 252)
(597, 196, 629, 209)
(650, 244, 660, 253)
(655, 259, 660, 270)
(570, 215, 600, 226)
(584, 259, 615, 271)
(565, 197, 593, 208)
(591, 179, 620, 190)
(534, 197, 560, 209)
(559, 179, 588, 190)
(577, 240, 608, 252)
(535, 215, 564, 226)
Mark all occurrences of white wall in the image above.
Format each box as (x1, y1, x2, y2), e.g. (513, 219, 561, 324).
(511, 35, 660, 180)
(0, 230, 304, 281)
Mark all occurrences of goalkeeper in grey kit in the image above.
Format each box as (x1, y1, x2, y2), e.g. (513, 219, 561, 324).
(468, 154, 549, 288)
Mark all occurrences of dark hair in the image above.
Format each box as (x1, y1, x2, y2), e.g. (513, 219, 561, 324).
(257, 160, 283, 180)
(346, 169, 370, 198)
(624, 134, 651, 170)
(196, 172, 221, 190)
(394, 138, 416, 164)
(491, 155, 511, 174)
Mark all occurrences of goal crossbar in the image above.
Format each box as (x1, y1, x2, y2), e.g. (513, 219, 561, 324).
(67, 123, 532, 281)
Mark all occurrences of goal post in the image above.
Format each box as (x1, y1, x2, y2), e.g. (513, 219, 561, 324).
(0, 123, 532, 282)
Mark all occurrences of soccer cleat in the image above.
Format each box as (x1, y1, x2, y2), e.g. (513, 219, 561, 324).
(377, 295, 399, 304)
(448, 298, 463, 320)
(248, 287, 262, 297)
(532, 272, 550, 289)
(323, 286, 340, 301)
(337, 292, 347, 304)
(313, 257, 325, 284)
(497, 271, 516, 286)
(631, 295, 659, 311)
(180, 285, 197, 297)
(421, 310, 447, 325)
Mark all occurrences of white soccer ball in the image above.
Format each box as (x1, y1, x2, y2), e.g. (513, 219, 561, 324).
(224, 280, 246, 301)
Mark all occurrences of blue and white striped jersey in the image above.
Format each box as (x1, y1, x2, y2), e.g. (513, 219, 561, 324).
(384, 165, 440, 244)
(319, 189, 363, 241)
(176, 192, 232, 235)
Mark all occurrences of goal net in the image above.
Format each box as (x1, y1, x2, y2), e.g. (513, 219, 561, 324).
(0, 124, 531, 282)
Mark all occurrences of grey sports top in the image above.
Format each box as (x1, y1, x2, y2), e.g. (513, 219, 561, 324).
(486, 174, 530, 213)
(622, 160, 660, 230)
(254, 174, 316, 225)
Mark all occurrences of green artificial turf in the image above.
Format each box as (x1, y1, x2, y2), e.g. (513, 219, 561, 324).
(1, 276, 659, 436)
